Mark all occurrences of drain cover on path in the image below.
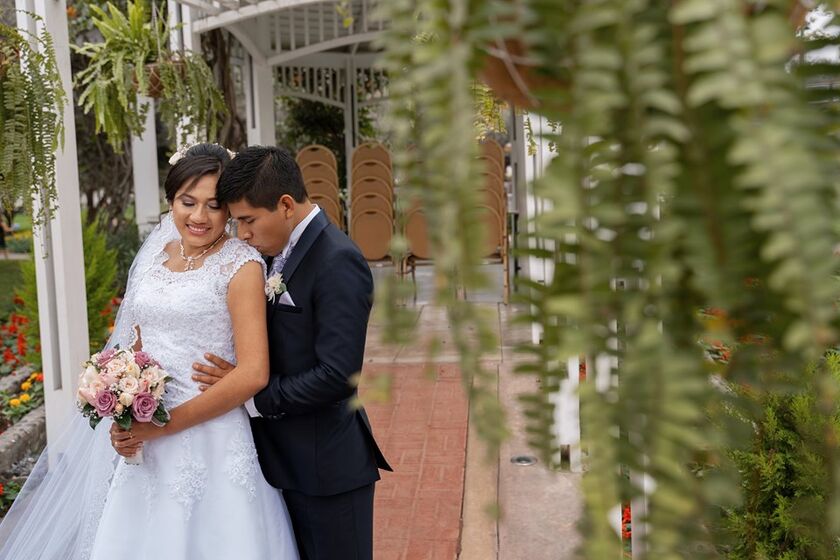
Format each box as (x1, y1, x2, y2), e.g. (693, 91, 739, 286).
(511, 455, 538, 467)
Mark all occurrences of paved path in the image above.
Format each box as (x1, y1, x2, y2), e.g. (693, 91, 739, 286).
(361, 291, 582, 560)
(364, 364, 467, 560)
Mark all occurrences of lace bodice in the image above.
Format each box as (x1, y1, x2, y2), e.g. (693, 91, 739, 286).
(128, 237, 265, 408)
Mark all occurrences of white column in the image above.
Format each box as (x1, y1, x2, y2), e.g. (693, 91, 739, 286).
(168, 1, 202, 146)
(132, 96, 162, 237)
(16, 0, 90, 445)
(245, 55, 277, 146)
(343, 58, 356, 221)
(521, 113, 554, 345)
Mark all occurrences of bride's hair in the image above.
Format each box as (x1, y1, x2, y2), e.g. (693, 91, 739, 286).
(164, 143, 232, 203)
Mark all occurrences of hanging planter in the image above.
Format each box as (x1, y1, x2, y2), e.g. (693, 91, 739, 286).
(136, 60, 186, 99)
(478, 0, 821, 111)
(75, 0, 227, 151)
(478, 38, 567, 111)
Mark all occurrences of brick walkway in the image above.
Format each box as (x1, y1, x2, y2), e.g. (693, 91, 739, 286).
(362, 363, 469, 560)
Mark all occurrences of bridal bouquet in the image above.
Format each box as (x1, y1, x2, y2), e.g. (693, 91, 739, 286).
(77, 348, 170, 462)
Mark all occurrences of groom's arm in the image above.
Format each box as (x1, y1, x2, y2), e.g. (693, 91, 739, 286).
(254, 247, 373, 417)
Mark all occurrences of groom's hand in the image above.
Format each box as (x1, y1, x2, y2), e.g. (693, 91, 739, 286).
(192, 353, 235, 391)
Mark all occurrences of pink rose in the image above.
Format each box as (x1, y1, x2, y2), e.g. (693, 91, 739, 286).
(134, 351, 153, 369)
(101, 373, 118, 388)
(131, 392, 157, 423)
(78, 387, 97, 407)
(96, 349, 116, 367)
(93, 390, 117, 417)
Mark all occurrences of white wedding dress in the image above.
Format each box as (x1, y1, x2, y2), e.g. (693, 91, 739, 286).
(0, 220, 298, 560)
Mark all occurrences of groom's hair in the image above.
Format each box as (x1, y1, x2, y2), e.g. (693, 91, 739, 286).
(216, 146, 309, 209)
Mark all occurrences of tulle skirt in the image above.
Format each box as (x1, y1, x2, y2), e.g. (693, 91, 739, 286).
(0, 408, 298, 560)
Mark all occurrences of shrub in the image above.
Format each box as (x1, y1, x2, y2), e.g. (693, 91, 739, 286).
(723, 352, 840, 559)
(16, 220, 119, 355)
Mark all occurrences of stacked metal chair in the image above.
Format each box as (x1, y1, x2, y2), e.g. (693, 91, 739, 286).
(349, 142, 394, 262)
(296, 145, 343, 229)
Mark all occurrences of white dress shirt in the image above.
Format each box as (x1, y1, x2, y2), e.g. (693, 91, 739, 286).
(244, 205, 321, 418)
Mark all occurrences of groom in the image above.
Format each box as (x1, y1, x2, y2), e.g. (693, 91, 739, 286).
(193, 146, 391, 559)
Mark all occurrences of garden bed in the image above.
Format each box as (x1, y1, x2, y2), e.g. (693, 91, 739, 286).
(0, 404, 44, 475)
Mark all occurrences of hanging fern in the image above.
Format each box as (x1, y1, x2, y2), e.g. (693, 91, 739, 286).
(379, 0, 840, 557)
(74, 0, 226, 150)
(0, 14, 66, 229)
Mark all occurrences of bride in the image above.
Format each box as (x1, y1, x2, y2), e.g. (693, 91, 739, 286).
(0, 144, 299, 559)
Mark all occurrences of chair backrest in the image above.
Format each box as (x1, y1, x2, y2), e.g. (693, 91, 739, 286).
(301, 162, 339, 184)
(352, 161, 393, 186)
(305, 178, 340, 202)
(480, 139, 505, 164)
(311, 195, 343, 228)
(405, 208, 431, 260)
(477, 156, 504, 181)
(481, 171, 505, 197)
(351, 192, 393, 217)
(475, 204, 504, 258)
(351, 209, 393, 261)
(351, 176, 392, 201)
(479, 187, 505, 217)
(352, 142, 391, 168)
(297, 144, 337, 170)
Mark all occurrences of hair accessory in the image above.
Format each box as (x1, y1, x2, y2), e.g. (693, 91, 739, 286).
(168, 143, 237, 166)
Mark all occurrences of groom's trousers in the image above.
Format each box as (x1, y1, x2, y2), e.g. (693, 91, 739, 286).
(282, 483, 375, 560)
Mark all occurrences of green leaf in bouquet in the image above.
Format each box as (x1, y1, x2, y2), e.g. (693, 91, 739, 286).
(115, 413, 132, 431)
(153, 404, 169, 425)
(88, 414, 102, 430)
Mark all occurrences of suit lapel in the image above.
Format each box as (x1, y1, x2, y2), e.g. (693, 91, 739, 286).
(282, 210, 329, 284)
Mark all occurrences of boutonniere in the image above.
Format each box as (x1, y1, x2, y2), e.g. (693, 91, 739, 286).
(265, 273, 287, 303)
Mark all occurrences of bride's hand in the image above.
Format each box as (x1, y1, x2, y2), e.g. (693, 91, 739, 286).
(110, 423, 144, 457)
(192, 353, 235, 391)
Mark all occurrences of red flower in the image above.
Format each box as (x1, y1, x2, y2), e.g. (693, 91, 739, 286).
(621, 504, 632, 540)
(7, 325, 18, 335)
(34, 373, 44, 383)
(3, 349, 15, 364)
(13, 295, 24, 306)
(0, 483, 5, 495)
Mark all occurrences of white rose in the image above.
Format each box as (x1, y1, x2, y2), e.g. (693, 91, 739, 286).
(152, 383, 165, 400)
(143, 366, 161, 380)
(119, 392, 134, 407)
(105, 358, 128, 376)
(119, 376, 140, 395)
(89, 379, 106, 394)
(82, 365, 99, 385)
(126, 361, 141, 379)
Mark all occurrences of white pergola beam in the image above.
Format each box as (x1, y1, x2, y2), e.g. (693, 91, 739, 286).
(266, 31, 380, 66)
(16, 0, 90, 446)
(189, 0, 324, 34)
(131, 96, 163, 237)
(228, 23, 268, 65)
(176, 0, 221, 15)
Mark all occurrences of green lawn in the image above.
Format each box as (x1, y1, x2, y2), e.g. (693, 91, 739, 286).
(0, 261, 23, 319)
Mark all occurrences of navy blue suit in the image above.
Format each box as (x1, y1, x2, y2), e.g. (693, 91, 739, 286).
(250, 210, 391, 559)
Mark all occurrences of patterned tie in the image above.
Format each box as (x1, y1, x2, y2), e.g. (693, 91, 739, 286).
(269, 243, 294, 277)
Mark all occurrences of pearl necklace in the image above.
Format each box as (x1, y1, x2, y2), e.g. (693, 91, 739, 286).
(179, 233, 225, 271)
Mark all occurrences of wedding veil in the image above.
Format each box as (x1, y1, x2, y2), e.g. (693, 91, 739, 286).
(0, 214, 180, 560)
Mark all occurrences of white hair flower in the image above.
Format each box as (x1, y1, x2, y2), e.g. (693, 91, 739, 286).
(168, 145, 190, 166)
(168, 143, 236, 166)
